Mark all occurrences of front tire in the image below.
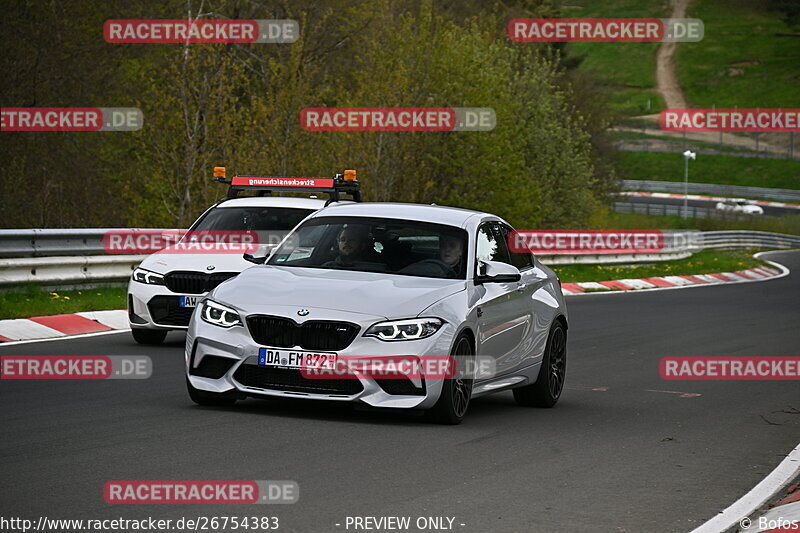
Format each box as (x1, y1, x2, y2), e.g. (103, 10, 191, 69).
(428, 334, 474, 425)
(131, 328, 167, 345)
(186, 378, 239, 407)
(513, 321, 566, 408)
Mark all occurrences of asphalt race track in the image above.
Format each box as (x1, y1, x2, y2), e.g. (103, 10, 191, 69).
(621, 195, 797, 217)
(1, 250, 798, 533)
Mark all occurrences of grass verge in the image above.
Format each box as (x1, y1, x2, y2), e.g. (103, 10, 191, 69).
(589, 208, 800, 235)
(679, 0, 800, 109)
(0, 285, 127, 320)
(550, 248, 769, 283)
(562, 0, 668, 116)
(616, 151, 800, 190)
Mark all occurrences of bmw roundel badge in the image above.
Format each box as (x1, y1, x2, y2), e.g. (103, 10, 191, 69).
(297, 309, 310, 316)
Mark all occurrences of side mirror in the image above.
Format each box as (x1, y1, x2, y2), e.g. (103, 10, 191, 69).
(243, 244, 272, 265)
(475, 260, 521, 284)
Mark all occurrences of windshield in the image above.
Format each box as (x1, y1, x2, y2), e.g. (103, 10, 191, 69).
(268, 217, 469, 280)
(192, 206, 315, 232)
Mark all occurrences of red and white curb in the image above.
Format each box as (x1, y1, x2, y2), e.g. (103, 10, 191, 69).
(740, 481, 800, 532)
(561, 265, 785, 296)
(620, 191, 800, 210)
(0, 310, 128, 343)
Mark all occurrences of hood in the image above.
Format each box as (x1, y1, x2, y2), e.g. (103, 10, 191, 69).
(138, 247, 256, 274)
(211, 265, 467, 319)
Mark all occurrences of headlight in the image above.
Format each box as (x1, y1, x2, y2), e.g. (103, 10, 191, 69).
(200, 300, 242, 328)
(364, 318, 443, 341)
(132, 267, 165, 285)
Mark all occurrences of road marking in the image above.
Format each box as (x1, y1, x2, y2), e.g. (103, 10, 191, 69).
(688, 442, 800, 533)
(644, 389, 701, 398)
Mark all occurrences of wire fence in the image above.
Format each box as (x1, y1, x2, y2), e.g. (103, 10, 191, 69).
(619, 180, 800, 203)
(612, 201, 778, 220)
(614, 125, 799, 160)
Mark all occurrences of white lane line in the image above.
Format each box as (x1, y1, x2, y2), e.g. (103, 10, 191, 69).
(754, 251, 793, 278)
(689, 442, 800, 533)
(0, 328, 130, 347)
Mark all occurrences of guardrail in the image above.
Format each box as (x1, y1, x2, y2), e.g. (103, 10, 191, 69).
(0, 228, 175, 258)
(0, 255, 146, 286)
(701, 230, 800, 250)
(612, 201, 757, 219)
(620, 180, 800, 203)
(0, 228, 796, 286)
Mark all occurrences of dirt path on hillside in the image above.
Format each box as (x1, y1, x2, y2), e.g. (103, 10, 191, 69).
(655, 0, 689, 109)
(625, 0, 796, 157)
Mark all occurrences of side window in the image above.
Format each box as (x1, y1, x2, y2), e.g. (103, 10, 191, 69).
(475, 223, 512, 275)
(498, 224, 533, 270)
(490, 223, 512, 265)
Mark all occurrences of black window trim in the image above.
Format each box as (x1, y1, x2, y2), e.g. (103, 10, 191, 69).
(497, 222, 534, 272)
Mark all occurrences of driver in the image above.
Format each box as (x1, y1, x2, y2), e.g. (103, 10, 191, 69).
(326, 225, 371, 267)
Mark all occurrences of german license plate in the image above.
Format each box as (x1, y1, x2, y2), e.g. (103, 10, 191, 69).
(258, 348, 337, 370)
(179, 295, 200, 308)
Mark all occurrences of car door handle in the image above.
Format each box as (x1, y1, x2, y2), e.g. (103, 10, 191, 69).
(517, 283, 527, 292)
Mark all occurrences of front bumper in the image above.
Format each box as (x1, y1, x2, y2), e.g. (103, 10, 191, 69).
(185, 305, 458, 409)
(128, 279, 205, 331)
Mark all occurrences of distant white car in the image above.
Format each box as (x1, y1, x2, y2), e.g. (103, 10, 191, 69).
(127, 168, 362, 345)
(715, 199, 763, 215)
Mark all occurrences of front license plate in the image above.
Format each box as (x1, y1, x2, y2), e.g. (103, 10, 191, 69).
(258, 348, 337, 370)
(179, 296, 200, 308)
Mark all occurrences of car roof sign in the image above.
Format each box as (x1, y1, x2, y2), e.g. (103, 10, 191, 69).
(213, 167, 362, 205)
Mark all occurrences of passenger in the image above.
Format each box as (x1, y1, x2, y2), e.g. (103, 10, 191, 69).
(439, 234, 464, 276)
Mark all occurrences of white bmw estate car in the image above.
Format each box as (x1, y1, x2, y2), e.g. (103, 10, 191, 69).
(184, 202, 568, 424)
(128, 196, 325, 344)
(128, 168, 362, 345)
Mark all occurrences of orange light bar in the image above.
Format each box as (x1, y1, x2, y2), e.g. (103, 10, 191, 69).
(213, 166, 226, 179)
(343, 169, 357, 181)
